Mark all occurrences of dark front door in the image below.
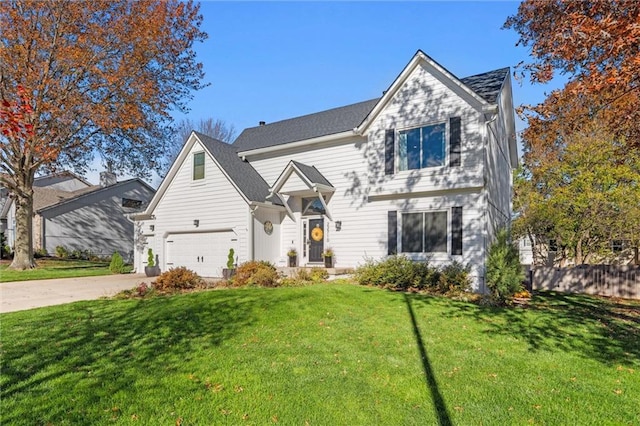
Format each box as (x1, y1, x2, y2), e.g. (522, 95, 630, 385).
(308, 219, 324, 262)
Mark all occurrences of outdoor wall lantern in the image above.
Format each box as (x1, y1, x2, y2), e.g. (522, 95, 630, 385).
(193, 219, 199, 227)
(149, 225, 155, 231)
(335, 221, 342, 231)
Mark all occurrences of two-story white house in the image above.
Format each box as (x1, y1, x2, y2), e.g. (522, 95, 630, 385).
(133, 50, 517, 291)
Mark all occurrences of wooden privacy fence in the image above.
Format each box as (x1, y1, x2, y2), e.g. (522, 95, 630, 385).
(532, 265, 640, 299)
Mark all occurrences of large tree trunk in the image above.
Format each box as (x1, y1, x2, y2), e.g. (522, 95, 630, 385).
(9, 188, 36, 270)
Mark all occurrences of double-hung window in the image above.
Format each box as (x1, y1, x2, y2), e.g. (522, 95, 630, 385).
(193, 152, 205, 180)
(398, 123, 446, 171)
(401, 211, 448, 253)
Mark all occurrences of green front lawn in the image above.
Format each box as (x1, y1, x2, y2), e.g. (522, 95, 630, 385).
(0, 258, 114, 282)
(1, 284, 639, 425)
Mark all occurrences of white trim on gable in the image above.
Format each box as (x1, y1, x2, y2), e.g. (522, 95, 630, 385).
(356, 50, 491, 135)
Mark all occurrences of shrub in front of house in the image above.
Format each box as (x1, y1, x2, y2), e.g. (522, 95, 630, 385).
(154, 267, 203, 293)
(354, 255, 431, 289)
(355, 256, 471, 295)
(233, 261, 279, 287)
(486, 229, 525, 302)
(436, 261, 472, 294)
(55, 245, 69, 258)
(109, 251, 127, 274)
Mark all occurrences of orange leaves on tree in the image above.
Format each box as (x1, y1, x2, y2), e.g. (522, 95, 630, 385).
(505, 0, 640, 146)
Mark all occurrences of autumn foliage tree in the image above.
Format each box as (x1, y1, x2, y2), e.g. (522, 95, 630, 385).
(506, 0, 640, 264)
(0, 0, 207, 269)
(505, 0, 640, 146)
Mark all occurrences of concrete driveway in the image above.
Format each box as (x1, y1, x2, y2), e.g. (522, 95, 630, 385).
(0, 274, 149, 314)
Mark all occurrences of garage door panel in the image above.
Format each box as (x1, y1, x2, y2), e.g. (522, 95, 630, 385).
(166, 232, 236, 277)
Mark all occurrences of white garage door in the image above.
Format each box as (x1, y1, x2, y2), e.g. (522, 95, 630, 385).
(165, 231, 237, 277)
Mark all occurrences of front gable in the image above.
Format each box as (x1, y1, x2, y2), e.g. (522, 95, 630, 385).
(357, 50, 490, 135)
(140, 133, 256, 219)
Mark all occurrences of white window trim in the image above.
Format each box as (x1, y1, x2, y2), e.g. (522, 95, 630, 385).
(396, 120, 449, 173)
(192, 151, 206, 184)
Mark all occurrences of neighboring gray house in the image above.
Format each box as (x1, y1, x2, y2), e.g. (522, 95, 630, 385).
(2, 171, 155, 260)
(134, 50, 517, 291)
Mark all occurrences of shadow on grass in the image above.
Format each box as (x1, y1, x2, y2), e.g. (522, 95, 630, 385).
(404, 294, 452, 426)
(413, 291, 640, 367)
(0, 291, 281, 424)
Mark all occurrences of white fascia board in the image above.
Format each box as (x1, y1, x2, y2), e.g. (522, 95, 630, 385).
(237, 130, 355, 158)
(250, 201, 286, 212)
(141, 131, 200, 216)
(316, 192, 332, 221)
(313, 184, 335, 193)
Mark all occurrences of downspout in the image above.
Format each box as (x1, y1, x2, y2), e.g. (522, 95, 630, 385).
(249, 205, 257, 261)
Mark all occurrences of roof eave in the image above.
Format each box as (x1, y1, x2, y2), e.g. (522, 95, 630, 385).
(237, 130, 357, 158)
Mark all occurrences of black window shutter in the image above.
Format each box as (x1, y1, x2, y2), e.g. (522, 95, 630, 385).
(451, 206, 463, 255)
(387, 211, 397, 255)
(449, 117, 461, 167)
(385, 129, 395, 175)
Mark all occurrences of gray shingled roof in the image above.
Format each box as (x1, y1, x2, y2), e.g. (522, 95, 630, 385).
(459, 67, 509, 104)
(291, 161, 333, 187)
(233, 67, 509, 152)
(233, 98, 380, 152)
(196, 132, 282, 205)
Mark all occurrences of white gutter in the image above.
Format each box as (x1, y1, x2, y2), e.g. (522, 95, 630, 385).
(238, 130, 356, 158)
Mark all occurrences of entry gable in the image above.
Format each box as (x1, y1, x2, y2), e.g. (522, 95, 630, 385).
(270, 160, 334, 196)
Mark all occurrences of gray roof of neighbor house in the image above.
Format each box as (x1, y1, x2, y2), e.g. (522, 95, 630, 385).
(233, 67, 509, 152)
(36, 178, 155, 213)
(290, 161, 333, 187)
(196, 132, 283, 205)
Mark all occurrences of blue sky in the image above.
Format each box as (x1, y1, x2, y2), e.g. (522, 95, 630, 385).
(174, 1, 565, 136)
(90, 1, 567, 184)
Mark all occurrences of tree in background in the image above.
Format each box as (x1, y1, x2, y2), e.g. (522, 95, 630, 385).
(506, 0, 640, 264)
(0, 0, 207, 269)
(161, 118, 236, 177)
(505, 0, 640, 147)
(513, 123, 640, 265)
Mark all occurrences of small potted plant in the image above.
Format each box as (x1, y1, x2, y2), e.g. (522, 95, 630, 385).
(322, 248, 334, 268)
(144, 248, 161, 277)
(222, 248, 236, 279)
(287, 247, 297, 267)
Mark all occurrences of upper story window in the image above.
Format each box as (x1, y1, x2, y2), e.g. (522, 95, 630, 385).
(193, 152, 205, 180)
(398, 123, 446, 171)
(384, 117, 460, 176)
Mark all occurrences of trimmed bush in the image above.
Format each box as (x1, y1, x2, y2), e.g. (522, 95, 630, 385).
(109, 251, 127, 274)
(355, 255, 472, 295)
(154, 267, 203, 293)
(486, 229, 525, 302)
(233, 261, 279, 287)
(437, 261, 471, 294)
(354, 255, 431, 289)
